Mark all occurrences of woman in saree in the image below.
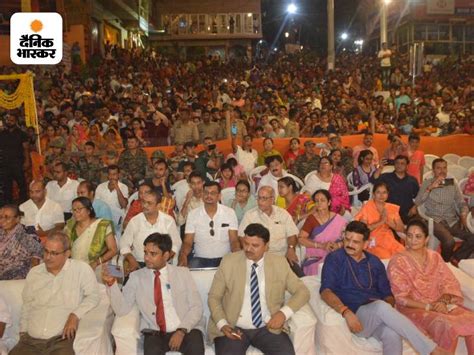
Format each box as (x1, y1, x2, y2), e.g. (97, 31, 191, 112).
(276, 176, 313, 225)
(88, 123, 105, 150)
(104, 127, 124, 151)
(65, 197, 117, 273)
(298, 189, 347, 275)
(355, 181, 405, 259)
(388, 219, 474, 353)
(257, 137, 283, 166)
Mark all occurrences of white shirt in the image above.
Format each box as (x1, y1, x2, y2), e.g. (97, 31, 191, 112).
(45, 178, 80, 213)
(239, 206, 299, 256)
(120, 212, 181, 261)
(108, 266, 181, 332)
(235, 145, 258, 175)
(20, 260, 100, 339)
(302, 174, 331, 195)
(95, 181, 129, 226)
(258, 170, 289, 198)
(216, 256, 293, 330)
(0, 295, 14, 352)
(185, 204, 238, 258)
(20, 198, 64, 231)
(377, 49, 392, 67)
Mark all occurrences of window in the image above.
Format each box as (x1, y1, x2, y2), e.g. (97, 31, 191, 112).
(414, 24, 426, 41)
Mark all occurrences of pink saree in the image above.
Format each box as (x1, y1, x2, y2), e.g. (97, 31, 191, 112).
(387, 250, 474, 351)
(301, 214, 347, 275)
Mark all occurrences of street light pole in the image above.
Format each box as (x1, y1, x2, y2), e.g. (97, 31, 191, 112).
(380, 0, 391, 45)
(327, 0, 335, 70)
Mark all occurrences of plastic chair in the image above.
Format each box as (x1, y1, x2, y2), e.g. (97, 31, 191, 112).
(220, 187, 235, 206)
(448, 164, 468, 182)
(424, 154, 440, 168)
(458, 156, 474, 170)
(304, 170, 318, 185)
(417, 204, 436, 250)
(381, 165, 394, 174)
(443, 153, 460, 165)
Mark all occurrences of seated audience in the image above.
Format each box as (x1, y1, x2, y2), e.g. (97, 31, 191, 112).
(9, 232, 100, 355)
(65, 197, 117, 272)
(226, 180, 257, 224)
(298, 189, 346, 275)
(330, 148, 352, 179)
(177, 171, 205, 226)
(207, 223, 310, 355)
(123, 183, 153, 230)
(120, 190, 181, 273)
(257, 138, 282, 166)
(355, 182, 405, 259)
(95, 165, 129, 234)
(283, 138, 304, 171)
(382, 133, 407, 161)
(406, 134, 425, 184)
(231, 134, 258, 176)
(20, 180, 64, 238)
(103, 233, 205, 355)
(352, 149, 377, 203)
(45, 162, 80, 221)
(179, 182, 240, 268)
(217, 162, 237, 189)
(388, 219, 474, 353)
(76, 181, 114, 225)
(239, 186, 300, 269)
(0, 205, 42, 280)
(118, 135, 149, 188)
(276, 176, 313, 224)
(415, 158, 474, 264)
(292, 140, 320, 180)
(371, 155, 419, 223)
(352, 132, 379, 167)
(257, 155, 288, 197)
(303, 156, 350, 216)
(320, 221, 448, 355)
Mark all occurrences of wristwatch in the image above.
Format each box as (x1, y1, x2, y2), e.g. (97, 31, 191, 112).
(176, 327, 188, 334)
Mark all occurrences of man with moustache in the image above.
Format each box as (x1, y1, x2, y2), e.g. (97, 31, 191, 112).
(208, 223, 309, 355)
(320, 221, 449, 355)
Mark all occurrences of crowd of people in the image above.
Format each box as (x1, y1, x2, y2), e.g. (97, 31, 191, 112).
(0, 46, 474, 355)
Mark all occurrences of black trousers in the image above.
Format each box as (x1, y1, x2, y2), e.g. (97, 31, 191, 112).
(214, 327, 295, 355)
(142, 329, 204, 355)
(2, 163, 27, 203)
(434, 220, 474, 261)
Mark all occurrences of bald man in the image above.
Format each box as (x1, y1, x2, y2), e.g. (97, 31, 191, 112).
(19, 180, 64, 236)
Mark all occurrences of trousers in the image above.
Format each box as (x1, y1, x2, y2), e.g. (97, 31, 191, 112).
(433, 220, 474, 261)
(9, 334, 74, 355)
(355, 301, 436, 355)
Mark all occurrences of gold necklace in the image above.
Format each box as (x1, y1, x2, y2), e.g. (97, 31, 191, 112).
(346, 256, 373, 289)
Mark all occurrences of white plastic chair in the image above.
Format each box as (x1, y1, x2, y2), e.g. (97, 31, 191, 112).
(422, 170, 434, 181)
(220, 187, 235, 206)
(249, 165, 268, 194)
(287, 173, 305, 190)
(424, 154, 440, 169)
(417, 204, 436, 250)
(443, 153, 460, 165)
(448, 164, 468, 182)
(381, 165, 395, 174)
(458, 156, 474, 170)
(304, 170, 318, 185)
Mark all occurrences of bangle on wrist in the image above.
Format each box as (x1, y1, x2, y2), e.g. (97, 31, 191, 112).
(342, 308, 351, 317)
(339, 305, 348, 315)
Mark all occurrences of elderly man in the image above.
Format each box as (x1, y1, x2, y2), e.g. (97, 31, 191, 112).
(257, 155, 289, 197)
(239, 186, 299, 269)
(120, 190, 181, 273)
(9, 231, 100, 355)
(20, 180, 64, 237)
(45, 162, 80, 221)
(415, 158, 474, 264)
(179, 181, 239, 268)
(208, 223, 309, 355)
(292, 141, 320, 180)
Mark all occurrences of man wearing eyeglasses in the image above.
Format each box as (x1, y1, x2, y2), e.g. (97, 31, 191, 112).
(179, 181, 240, 268)
(239, 186, 299, 269)
(10, 231, 99, 355)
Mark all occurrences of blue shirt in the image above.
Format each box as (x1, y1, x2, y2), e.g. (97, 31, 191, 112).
(93, 199, 114, 227)
(320, 248, 392, 313)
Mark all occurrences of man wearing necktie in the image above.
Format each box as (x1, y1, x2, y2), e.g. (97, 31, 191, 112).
(208, 223, 310, 354)
(103, 233, 205, 355)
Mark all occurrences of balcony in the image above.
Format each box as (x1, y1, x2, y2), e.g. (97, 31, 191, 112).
(152, 12, 262, 40)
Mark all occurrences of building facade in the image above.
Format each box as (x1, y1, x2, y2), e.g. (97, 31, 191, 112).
(149, 0, 262, 60)
(361, 0, 474, 55)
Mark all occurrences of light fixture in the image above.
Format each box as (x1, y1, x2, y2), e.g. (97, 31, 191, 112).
(340, 32, 348, 40)
(247, 13, 252, 17)
(285, 32, 289, 38)
(287, 3, 297, 14)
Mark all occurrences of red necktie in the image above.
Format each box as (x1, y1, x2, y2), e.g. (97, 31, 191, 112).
(154, 270, 166, 333)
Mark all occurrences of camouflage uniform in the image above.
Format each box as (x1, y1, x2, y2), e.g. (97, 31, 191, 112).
(44, 137, 70, 180)
(292, 154, 321, 180)
(74, 155, 104, 186)
(118, 148, 149, 188)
